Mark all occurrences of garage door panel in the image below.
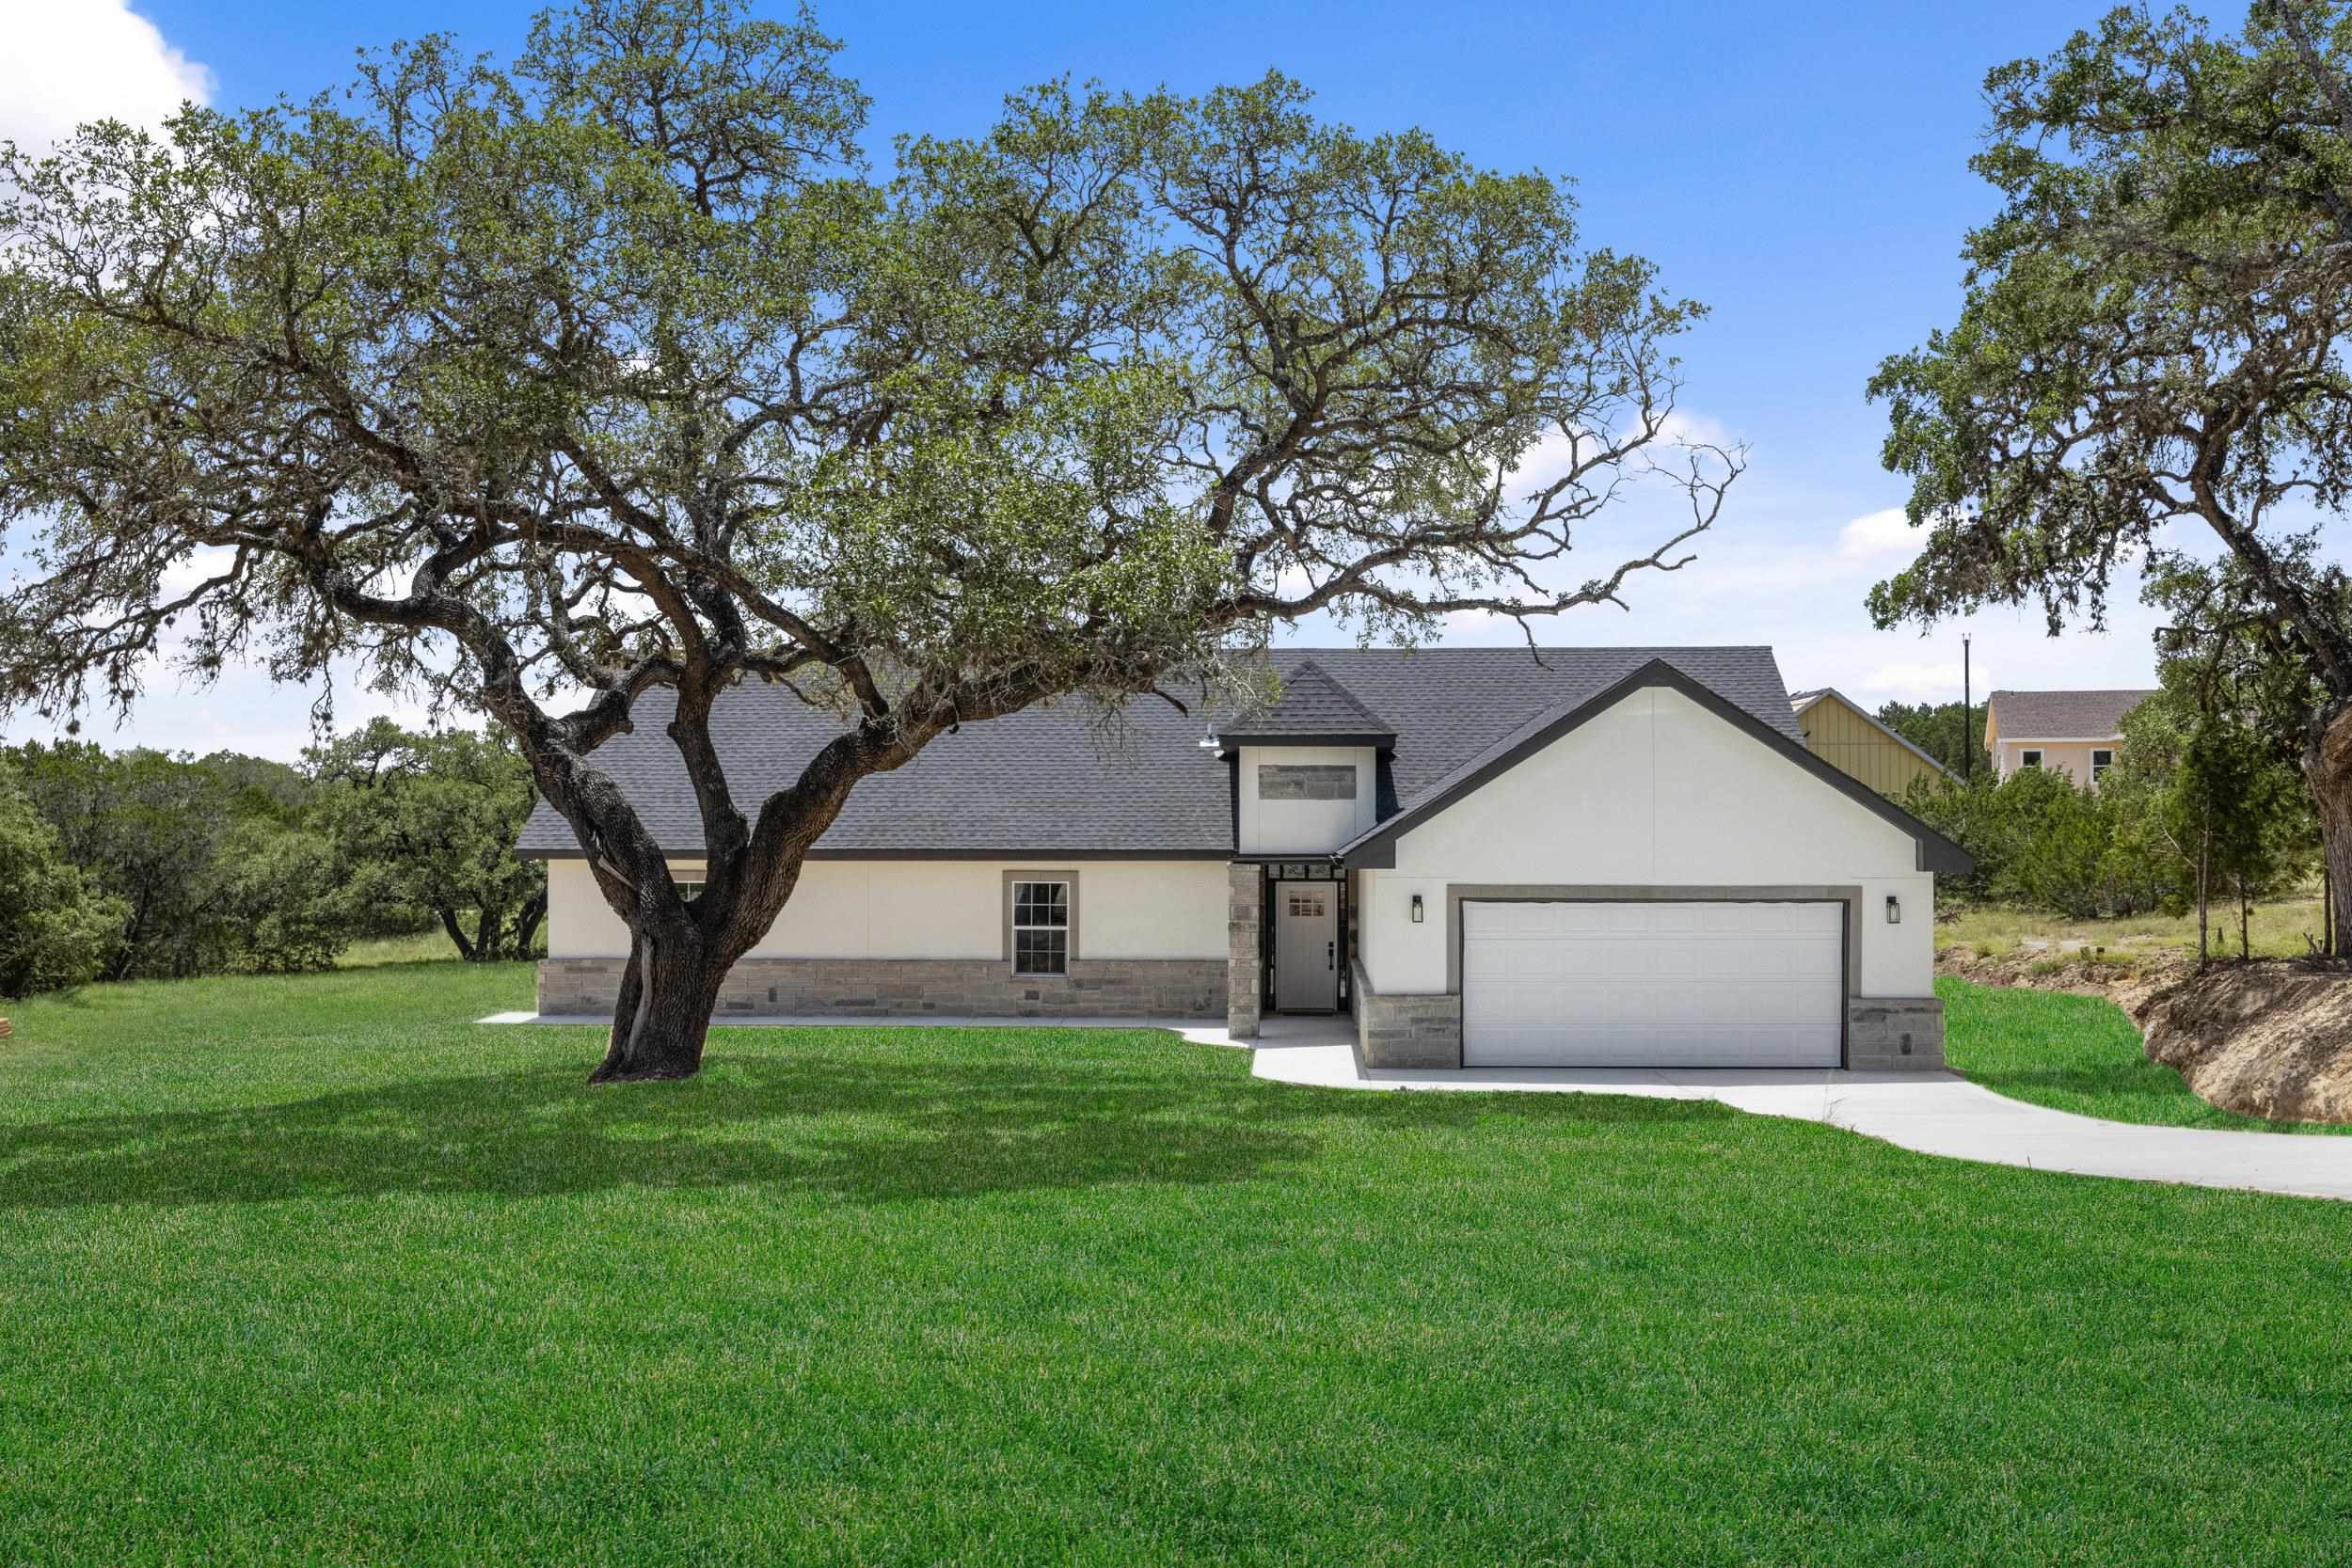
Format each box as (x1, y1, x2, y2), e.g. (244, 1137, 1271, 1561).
(1462, 899, 1842, 1068)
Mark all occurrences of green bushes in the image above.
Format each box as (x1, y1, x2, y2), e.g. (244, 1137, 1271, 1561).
(0, 769, 123, 999)
(0, 723, 546, 995)
(1905, 688, 2317, 940)
(1904, 767, 2174, 918)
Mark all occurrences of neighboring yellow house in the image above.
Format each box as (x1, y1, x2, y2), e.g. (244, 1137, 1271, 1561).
(1983, 689, 2156, 791)
(1789, 688, 1953, 797)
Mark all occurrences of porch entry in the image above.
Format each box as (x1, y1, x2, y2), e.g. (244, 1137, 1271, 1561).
(1273, 878, 1340, 1013)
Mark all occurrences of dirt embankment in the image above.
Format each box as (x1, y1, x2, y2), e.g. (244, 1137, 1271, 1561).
(1938, 945, 2352, 1125)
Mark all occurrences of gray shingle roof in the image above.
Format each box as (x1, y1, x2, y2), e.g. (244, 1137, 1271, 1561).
(1216, 658, 1396, 744)
(515, 645, 1803, 858)
(1989, 689, 2157, 740)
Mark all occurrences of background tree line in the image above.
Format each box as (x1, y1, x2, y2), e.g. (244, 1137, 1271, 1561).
(0, 722, 545, 998)
(1884, 594, 2323, 962)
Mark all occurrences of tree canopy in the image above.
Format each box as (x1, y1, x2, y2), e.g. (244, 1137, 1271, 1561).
(1867, 0, 2352, 940)
(0, 0, 1739, 1078)
(309, 721, 548, 962)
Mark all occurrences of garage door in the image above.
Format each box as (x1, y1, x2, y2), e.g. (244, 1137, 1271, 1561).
(1461, 900, 1842, 1068)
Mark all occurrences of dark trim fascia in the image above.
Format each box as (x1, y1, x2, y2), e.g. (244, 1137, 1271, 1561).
(1218, 730, 1397, 750)
(516, 847, 1234, 863)
(1336, 658, 1976, 876)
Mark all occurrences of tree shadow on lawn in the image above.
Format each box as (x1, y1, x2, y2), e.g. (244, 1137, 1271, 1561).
(0, 1041, 1731, 1210)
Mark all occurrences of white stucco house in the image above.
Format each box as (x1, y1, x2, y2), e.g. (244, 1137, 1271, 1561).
(519, 647, 1970, 1070)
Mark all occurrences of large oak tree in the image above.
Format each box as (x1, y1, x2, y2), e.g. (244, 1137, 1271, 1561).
(0, 0, 1739, 1080)
(1869, 0, 2352, 943)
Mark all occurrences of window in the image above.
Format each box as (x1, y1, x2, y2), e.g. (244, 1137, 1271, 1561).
(675, 879, 706, 901)
(2020, 749, 2043, 769)
(2091, 749, 2114, 781)
(1011, 880, 1070, 975)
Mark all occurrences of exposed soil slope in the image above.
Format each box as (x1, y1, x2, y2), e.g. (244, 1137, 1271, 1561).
(1940, 945, 2352, 1125)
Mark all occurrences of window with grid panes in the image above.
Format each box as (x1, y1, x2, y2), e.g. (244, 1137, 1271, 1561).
(1011, 880, 1070, 974)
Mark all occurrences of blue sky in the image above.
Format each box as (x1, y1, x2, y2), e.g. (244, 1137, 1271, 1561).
(7, 1, 2217, 757)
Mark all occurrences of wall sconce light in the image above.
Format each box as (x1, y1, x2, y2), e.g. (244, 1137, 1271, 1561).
(1410, 894, 1425, 924)
(1885, 895, 1901, 925)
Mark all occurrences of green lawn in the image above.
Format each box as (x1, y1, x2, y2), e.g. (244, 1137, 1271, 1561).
(5, 965, 2351, 1566)
(1937, 975, 2352, 1134)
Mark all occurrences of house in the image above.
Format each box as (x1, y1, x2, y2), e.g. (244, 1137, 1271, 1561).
(1788, 688, 1952, 797)
(519, 647, 1970, 1071)
(1983, 689, 2156, 788)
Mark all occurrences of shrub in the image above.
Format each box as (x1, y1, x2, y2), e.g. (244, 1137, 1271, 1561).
(0, 770, 125, 997)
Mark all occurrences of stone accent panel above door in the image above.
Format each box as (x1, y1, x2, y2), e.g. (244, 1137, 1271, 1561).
(1257, 764, 1357, 800)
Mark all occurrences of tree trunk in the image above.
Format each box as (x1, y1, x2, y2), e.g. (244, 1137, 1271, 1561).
(589, 927, 723, 1084)
(2304, 701, 2352, 964)
(513, 887, 548, 962)
(438, 904, 478, 962)
(2197, 819, 2210, 965)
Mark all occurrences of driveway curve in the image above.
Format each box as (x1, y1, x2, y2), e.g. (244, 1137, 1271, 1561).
(1240, 1039, 2352, 1203)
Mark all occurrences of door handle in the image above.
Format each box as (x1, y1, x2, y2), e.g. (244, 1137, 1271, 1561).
(1327, 941, 1334, 970)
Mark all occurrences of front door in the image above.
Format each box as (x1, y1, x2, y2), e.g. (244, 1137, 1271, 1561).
(1274, 883, 1339, 1012)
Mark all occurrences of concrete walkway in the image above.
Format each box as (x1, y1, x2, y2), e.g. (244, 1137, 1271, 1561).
(483, 1009, 2352, 1201)
(1250, 1037, 2352, 1203)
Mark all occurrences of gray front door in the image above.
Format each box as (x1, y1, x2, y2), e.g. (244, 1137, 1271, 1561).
(1274, 883, 1339, 1012)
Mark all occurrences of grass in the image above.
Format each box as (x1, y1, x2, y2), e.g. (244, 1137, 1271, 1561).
(1938, 895, 2328, 961)
(339, 925, 546, 967)
(5, 966, 2352, 1565)
(1937, 975, 2352, 1135)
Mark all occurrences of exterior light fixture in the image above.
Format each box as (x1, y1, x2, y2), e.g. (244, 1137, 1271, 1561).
(1885, 895, 1901, 925)
(1410, 894, 1425, 924)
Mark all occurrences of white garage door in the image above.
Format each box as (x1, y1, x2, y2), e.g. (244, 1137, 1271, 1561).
(1461, 900, 1842, 1068)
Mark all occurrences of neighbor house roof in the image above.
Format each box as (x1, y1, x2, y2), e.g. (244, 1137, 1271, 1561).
(1987, 689, 2157, 740)
(515, 646, 1808, 860)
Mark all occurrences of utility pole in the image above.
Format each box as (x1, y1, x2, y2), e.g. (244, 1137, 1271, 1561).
(1962, 634, 1972, 784)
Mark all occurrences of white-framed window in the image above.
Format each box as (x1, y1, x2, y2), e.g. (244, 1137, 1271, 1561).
(675, 879, 706, 901)
(2020, 749, 2043, 769)
(1011, 879, 1071, 975)
(2090, 749, 2114, 781)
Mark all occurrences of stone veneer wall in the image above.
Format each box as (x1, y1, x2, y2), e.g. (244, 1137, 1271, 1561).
(1226, 863, 1262, 1037)
(538, 957, 1224, 1020)
(1351, 957, 1462, 1069)
(1845, 996, 1946, 1070)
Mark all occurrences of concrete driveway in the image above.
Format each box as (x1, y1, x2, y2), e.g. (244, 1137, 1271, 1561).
(1242, 1034, 2352, 1203)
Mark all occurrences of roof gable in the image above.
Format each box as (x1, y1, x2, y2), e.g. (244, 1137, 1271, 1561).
(1335, 658, 1973, 874)
(1791, 687, 1954, 779)
(1216, 659, 1396, 747)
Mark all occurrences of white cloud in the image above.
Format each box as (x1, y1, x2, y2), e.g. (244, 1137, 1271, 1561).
(1855, 660, 1986, 704)
(0, 2, 213, 155)
(1837, 507, 1920, 560)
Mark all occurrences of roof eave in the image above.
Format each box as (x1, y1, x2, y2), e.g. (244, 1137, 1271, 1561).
(1216, 730, 1397, 750)
(517, 845, 1236, 863)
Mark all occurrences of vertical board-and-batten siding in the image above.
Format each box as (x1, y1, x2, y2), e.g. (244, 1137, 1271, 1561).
(1798, 693, 1943, 798)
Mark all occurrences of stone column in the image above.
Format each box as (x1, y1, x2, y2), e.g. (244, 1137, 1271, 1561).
(1845, 997, 1947, 1069)
(1226, 862, 1262, 1037)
